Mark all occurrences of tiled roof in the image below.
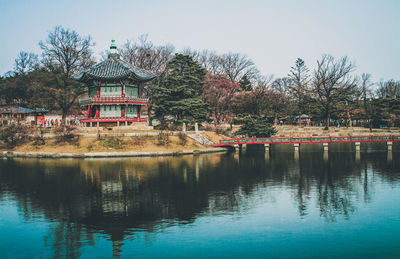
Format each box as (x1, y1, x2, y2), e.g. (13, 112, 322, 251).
(0, 107, 48, 114)
(74, 56, 156, 82)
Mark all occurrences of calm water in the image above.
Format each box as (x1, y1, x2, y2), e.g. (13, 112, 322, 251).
(0, 143, 399, 258)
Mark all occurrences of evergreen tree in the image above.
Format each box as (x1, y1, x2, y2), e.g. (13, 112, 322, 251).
(288, 58, 312, 117)
(154, 54, 209, 123)
(235, 115, 276, 137)
(239, 75, 252, 91)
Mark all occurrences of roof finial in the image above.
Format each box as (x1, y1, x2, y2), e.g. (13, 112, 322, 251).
(108, 39, 119, 58)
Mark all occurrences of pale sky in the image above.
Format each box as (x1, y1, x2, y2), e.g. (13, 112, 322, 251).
(1, 0, 399, 81)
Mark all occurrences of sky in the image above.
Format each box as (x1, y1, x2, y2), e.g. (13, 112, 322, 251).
(0, 0, 399, 81)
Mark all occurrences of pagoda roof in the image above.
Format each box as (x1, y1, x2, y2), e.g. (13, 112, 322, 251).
(75, 58, 156, 82)
(74, 41, 156, 83)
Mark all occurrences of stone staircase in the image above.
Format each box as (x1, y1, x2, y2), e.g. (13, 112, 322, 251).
(188, 133, 214, 146)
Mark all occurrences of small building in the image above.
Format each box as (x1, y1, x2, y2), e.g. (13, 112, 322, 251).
(295, 114, 311, 126)
(75, 40, 156, 127)
(0, 106, 48, 126)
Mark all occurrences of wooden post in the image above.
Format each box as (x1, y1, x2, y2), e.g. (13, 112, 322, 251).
(233, 144, 240, 152)
(117, 121, 120, 127)
(97, 122, 99, 128)
(195, 122, 199, 133)
(355, 142, 361, 151)
(90, 121, 93, 127)
(264, 144, 270, 152)
(182, 123, 186, 132)
(87, 105, 91, 118)
(294, 143, 300, 152)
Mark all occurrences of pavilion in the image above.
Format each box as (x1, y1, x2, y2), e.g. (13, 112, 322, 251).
(76, 40, 156, 127)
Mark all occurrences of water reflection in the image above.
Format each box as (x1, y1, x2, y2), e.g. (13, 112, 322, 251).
(0, 143, 399, 258)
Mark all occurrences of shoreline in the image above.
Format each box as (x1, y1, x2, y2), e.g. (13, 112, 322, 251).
(0, 147, 228, 159)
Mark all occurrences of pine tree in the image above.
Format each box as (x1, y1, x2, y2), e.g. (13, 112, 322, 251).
(235, 115, 276, 137)
(239, 75, 252, 91)
(154, 54, 209, 123)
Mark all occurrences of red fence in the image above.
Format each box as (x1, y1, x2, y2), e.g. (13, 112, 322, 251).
(214, 135, 400, 146)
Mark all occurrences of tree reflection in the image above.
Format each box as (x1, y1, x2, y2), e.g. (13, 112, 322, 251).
(0, 146, 399, 257)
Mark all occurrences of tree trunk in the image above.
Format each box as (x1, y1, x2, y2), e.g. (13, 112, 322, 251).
(62, 112, 67, 125)
(147, 105, 153, 126)
(347, 110, 352, 127)
(325, 113, 330, 130)
(369, 119, 373, 133)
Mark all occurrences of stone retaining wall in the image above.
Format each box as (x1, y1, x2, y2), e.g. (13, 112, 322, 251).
(0, 148, 227, 159)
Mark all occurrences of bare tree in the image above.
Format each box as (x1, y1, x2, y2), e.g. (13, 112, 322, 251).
(311, 55, 357, 129)
(360, 73, 375, 131)
(182, 48, 221, 74)
(182, 49, 262, 86)
(120, 34, 175, 75)
(376, 79, 400, 98)
(39, 26, 95, 121)
(271, 77, 292, 94)
(218, 52, 259, 82)
(254, 74, 274, 90)
(14, 51, 39, 74)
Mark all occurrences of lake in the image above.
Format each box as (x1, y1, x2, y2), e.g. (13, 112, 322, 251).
(0, 143, 399, 258)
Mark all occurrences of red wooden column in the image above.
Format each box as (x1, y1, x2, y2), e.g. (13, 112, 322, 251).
(97, 86, 100, 97)
(87, 105, 91, 118)
(121, 105, 125, 117)
(137, 106, 140, 120)
(96, 106, 100, 118)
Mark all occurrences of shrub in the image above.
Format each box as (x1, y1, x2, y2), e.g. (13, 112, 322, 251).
(201, 123, 216, 132)
(177, 132, 187, 146)
(157, 131, 170, 145)
(155, 121, 170, 130)
(0, 124, 30, 148)
(100, 136, 124, 150)
(32, 127, 46, 146)
(126, 136, 145, 146)
(53, 125, 80, 145)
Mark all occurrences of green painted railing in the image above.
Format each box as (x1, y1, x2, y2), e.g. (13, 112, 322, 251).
(331, 137, 351, 141)
(311, 137, 331, 142)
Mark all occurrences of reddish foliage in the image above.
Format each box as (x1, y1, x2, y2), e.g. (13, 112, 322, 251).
(202, 74, 241, 122)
